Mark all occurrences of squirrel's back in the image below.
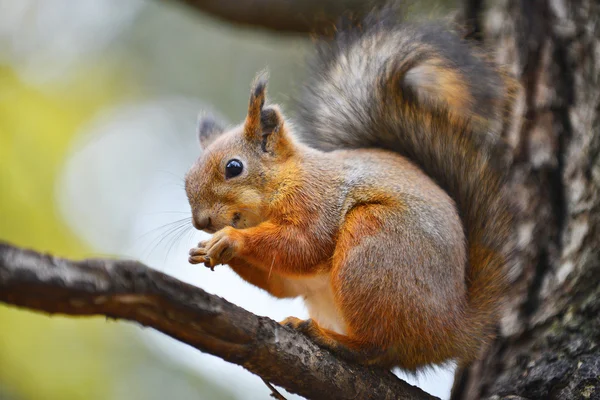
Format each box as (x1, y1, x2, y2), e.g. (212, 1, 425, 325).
(297, 11, 515, 362)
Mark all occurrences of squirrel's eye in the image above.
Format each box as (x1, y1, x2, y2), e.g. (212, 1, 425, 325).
(225, 159, 244, 179)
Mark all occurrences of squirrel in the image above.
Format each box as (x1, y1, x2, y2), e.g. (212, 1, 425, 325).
(185, 8, 516, 370)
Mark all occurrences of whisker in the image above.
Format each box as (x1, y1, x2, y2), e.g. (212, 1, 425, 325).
(268, 256, 275, 280)
(186, 225, 198, 245)
(141, 211, 191, 216)
(164, 224, 194, 265)
(139, 221, 188, 255)
(157, 182, 186, 191)
(150, 222, 191, 257)
(140, 219, 192, 259)
(136, 217, 192, 241)
(156, 170, 186, 183)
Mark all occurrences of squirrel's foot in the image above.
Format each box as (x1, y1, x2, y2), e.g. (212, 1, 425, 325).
(280, 317, 334, 346)
(280, 316, 311, 331)
(281, 317, 389, 366)
(188, 227, 241, 270)
(281, 317, 356, 357)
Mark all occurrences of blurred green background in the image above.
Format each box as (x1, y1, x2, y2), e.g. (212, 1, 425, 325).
(0, 1, 456, 399)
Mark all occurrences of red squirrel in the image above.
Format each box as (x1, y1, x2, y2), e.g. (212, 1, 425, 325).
(185, 9, 516, 370)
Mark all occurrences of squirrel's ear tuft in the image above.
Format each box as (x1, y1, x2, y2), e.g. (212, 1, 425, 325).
(244, 71, 289, 154)
(197, 114, 225, 149)
(245, 70, 269, 140)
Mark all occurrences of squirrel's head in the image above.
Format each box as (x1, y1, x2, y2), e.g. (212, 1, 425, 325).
(185, 73, 295, 233)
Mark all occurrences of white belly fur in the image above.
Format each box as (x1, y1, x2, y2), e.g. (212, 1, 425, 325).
(284, 273, 347, 335)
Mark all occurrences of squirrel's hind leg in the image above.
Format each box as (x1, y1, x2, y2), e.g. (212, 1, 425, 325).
(280, 317, 389, 366)
(327, 203, 464, 369)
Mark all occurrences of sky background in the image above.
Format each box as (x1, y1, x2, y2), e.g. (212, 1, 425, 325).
(0, 1, 457, 399)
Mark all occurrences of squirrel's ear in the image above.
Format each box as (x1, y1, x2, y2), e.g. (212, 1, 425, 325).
(244, 71, 268, 141)
(197, 115, 225, 149)
(244, 71, 288, 154)
(258, 105, 286, 153)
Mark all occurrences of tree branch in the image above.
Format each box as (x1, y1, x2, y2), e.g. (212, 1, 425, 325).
(169, 0, 379, 34)
(0, 242, 436, 400)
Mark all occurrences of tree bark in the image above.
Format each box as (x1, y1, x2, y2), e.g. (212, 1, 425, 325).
(0, 242, 435, 400)
(453, 0, 600, 399)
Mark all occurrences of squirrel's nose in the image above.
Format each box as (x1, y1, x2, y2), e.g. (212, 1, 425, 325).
(192, 214, 211, 231)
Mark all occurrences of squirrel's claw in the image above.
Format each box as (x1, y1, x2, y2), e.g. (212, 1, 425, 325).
(188, 246, 212, 270)
(203, 257, 215, 271)
(189, 228, 240, 270)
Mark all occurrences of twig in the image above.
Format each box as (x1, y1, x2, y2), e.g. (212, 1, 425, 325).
(261, 378, 287, 400)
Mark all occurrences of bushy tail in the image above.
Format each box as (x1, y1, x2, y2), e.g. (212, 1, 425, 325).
(297, 11, 515, 358)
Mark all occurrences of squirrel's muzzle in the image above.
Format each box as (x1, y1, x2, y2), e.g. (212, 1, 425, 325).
(192, 214, 212, 231)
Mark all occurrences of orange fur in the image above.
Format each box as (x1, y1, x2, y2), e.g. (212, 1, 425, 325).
(227, 258, 295, 299)
(185, 15, 516, 371)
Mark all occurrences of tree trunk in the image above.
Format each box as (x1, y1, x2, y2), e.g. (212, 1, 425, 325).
(453, 0, 600, 399)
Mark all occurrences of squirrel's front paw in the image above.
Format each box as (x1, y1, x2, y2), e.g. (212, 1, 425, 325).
(188, 227, 241, 270)
(188, 245, 211, 269)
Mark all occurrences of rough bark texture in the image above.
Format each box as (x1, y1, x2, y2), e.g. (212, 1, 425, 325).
(0, 242, 435, 400)
(454, 0, 600, 399)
